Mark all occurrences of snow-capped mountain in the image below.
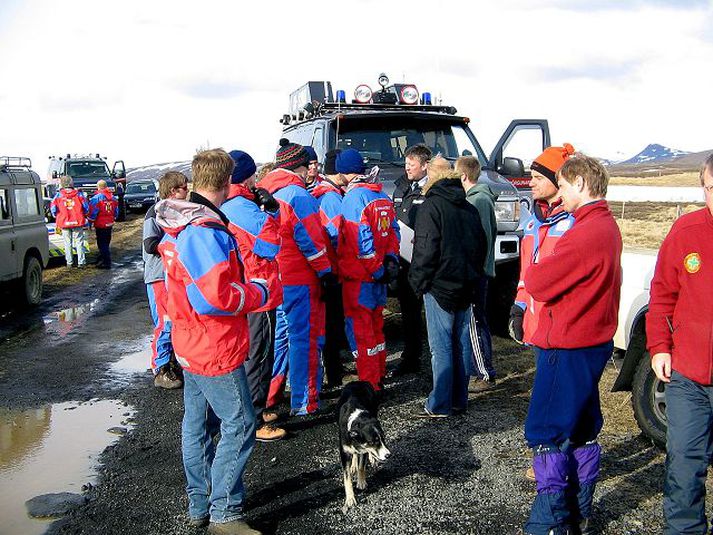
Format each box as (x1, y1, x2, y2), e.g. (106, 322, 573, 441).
(127, 161, 192, 182)
(618, 144, 690, 165)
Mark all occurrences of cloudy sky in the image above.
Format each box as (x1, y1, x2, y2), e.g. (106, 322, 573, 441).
(0, 0, 711, 176)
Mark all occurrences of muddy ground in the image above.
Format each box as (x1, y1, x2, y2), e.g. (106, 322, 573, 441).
(0, 207, 708, 534)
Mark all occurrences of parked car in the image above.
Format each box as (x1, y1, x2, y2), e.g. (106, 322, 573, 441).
(124, 179, 159, 213)
(0, 156, 49, 306)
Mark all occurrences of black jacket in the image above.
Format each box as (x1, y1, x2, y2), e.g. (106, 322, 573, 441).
(393, 175, 425, 228)
(408, 177, 486, 312)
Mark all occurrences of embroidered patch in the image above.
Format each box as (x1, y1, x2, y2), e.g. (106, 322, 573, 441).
(684, 252, 701, 274)
(555, 219, 572, 232)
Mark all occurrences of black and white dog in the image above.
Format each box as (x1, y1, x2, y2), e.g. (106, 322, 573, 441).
(337, 381, 391, 512)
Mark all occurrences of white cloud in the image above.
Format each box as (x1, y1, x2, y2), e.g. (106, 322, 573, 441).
(0, 0, 711, 177)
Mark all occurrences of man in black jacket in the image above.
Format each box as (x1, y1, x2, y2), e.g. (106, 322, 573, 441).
(409, 159, 486, 417)
(391, 144, 432, 376)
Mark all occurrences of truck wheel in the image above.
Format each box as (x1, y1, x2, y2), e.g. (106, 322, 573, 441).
(631, 353, 667, 448)
(487, 260, 519, 336)
(19, 256, 43, 306)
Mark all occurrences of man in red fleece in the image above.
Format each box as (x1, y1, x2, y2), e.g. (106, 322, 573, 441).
(647, 153, 713, 534)
(522, 154, 622, 535)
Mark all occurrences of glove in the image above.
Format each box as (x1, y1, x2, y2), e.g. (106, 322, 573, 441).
(251, 187, 279, 213)
(508, 304, 524, 345)
(319, 272, 339, 301)
(374, 257, 400, 285)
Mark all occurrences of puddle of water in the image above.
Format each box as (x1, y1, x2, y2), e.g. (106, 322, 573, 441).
(0, 399, 134, 535)
(109, 335, 153, 382)
(42, 299, 101, 338)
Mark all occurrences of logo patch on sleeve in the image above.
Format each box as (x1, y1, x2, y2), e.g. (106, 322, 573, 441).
(684, 252, 701, 274)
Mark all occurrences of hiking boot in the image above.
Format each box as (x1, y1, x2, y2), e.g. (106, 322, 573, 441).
(262, 411, 278, 424)
(208, 520, 261, 535)
(153, 364, 183, 389)
(256, 424, 286, 442)
(188, 516, 209, 528)
(468, 377, 496, 393)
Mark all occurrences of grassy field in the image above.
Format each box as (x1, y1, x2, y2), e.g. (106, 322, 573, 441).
(609, 171, 700, 187)
(611, 201, 704, 250)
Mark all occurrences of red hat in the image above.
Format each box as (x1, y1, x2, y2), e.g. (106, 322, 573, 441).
(531, 143, 576, 187)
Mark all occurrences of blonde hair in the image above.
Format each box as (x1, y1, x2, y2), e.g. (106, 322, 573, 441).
(96, 179, 107, 189)
(423, 156, 458, 195)
(257, 162, 275, 183)
(455, 156, 481, 182)
(557, 154, 609, 198)
(158, 171, 188, 199)
(60, 175, 73, 188)
(192, 149, 234, 192)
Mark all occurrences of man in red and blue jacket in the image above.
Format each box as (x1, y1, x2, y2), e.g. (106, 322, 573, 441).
(312, 149, 348, 387)
(646, 154, 713, 534)
(88, 180, 119, 269)
(522, 155, 622, 535)
(222, 149, 286, 443)
(50, 176, 89, 268)
(261, 140, 335, 415)
(510, 144, 576, 345)
(337, 149, 400, 391)
(155, 149, 269, 532)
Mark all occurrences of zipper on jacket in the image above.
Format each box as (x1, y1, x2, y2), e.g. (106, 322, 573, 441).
(546, 309, 553, 348)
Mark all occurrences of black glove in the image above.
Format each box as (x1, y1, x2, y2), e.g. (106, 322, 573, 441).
(251, 187, 279, 212)
(374, 257, 400, 285)
(509, 304, 524, 345)
(319, 272, 339, 301)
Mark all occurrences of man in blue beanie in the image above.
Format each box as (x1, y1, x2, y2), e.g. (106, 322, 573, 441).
(338, 149, 400, 391)
(221, 150, 286, 442)
(304, 146, 321, 194)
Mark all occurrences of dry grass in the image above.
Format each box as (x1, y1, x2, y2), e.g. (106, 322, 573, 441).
(609, 172, 700, 187)
(609, 201, 704, 250)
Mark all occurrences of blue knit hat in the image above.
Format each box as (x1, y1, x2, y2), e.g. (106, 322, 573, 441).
(304, 146, 318, 163)
(228, 150, 257, 184)
(336, 149, 365, 175)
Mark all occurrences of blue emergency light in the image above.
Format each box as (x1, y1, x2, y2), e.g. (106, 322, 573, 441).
(422, 92, 432, 105)
(336, 90, 346, 103)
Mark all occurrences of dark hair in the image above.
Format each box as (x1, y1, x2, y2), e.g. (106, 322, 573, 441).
(404, 144, 432, 165)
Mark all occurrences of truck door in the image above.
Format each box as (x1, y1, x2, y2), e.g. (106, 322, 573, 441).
(487, 120, 550, 214)
(0, 186, 17, 281)
(112, 160, 126, 184)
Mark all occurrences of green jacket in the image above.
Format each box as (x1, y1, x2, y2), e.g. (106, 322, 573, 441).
(465, 183, 497, 277)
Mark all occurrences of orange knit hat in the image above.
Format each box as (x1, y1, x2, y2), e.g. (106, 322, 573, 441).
(531, 143, 576, 186)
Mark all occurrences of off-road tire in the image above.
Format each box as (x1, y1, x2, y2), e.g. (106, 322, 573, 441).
(19, 255, 43, 307)
(631, 353, 667, 448)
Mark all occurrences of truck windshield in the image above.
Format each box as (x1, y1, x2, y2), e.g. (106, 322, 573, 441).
(334, 116, 487, 167)
(126, 182, 156, 195)
(67, 161, 110, 179)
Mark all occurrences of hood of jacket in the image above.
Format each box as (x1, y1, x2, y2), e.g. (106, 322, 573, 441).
(312, 178, 343, 198)
(227, 183, 254, 201)
(154, 198, 225, 238)
(423, 171, 466, 205)
(60, 188, 81, 199)
(259, 168, 305, 194)
(94, 188, 114, 200)
(345, 179, 383, 194)
(466, 182, 496, 202)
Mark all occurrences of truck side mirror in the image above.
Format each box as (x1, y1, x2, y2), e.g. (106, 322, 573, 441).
(498, 157, 525, 177)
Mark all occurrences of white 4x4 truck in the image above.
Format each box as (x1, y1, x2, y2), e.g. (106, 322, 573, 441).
(611, 250, 664, 446)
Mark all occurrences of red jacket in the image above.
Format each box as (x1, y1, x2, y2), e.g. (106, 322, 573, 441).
(312, 179, 343, 277)
(646, 208, 713, 385)
(223, 184, 283, 311)
(155, 198, 268, 376)
(259, 169, 332, 285)
(338, 181, 399, 282)
(50, 188, 88, 229)
(88, 188, 118, 228)
(524, 200, 622, 349)
(515, 200, 574, 344)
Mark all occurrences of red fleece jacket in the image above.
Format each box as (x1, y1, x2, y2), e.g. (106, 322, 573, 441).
(524, 200, 622, 349)
(646, 208, 713, 385)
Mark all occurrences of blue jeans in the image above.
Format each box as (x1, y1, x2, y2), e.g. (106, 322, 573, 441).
(423, 293, 472, 415)
(182, 366, 256, 523)
(664, 371, 713, 535)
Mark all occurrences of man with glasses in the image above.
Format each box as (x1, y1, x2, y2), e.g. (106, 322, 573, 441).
(647, 153, 713, 534)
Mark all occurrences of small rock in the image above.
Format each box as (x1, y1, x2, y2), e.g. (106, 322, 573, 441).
(26, 492, 87, 518)
(107, 427, 127, 435)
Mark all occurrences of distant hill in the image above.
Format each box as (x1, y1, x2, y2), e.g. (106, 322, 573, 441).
(608, 146, 712, 177)
(127, 161, 192, 182)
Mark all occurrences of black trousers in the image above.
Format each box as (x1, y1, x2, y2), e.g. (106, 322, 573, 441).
(323, 282, 347, 386)
(95, 227, 112, 266)
(397, 260, 423, 364)
(244, 308, 276, 422)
